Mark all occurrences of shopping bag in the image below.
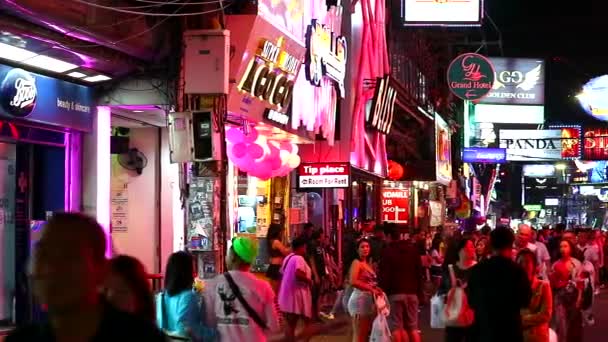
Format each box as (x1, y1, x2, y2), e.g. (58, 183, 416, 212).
(370, 313, 392, 342)
(444, 264, 474, 327)
(430, 294, 446, 329)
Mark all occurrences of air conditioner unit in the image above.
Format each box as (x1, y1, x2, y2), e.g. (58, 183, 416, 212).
(168, 111, 222, 163)
(184, 30, 230, 95)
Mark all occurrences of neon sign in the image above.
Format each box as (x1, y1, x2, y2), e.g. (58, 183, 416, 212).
(237, 38, 301, 113)
(305, 19, 347, 97)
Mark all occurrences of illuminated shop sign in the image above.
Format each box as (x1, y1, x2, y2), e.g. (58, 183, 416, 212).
(401, 0, 483, 27)
(522, 164, 556, 178)
(436, 114, 452, 184)
(237, 38, 302, 113)
(481, 58, 545, 105)
(297, 162, 350, 188)
(264, 108, 290, 127)
(305, 19, 347, 96)
(499, 128, 581, 161)
(381, 188, 410, 223)
(447, 53, 495, 101)
(367, 75, 396, 134)
(583, 127, 608, 160)
(462, 147, 506, 163)
(0, 65, 92, 131)
(474, 104, 544, 124)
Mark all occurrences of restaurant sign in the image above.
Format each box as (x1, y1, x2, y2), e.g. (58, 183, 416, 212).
(298, 162, 349, 188)
(447, 53, 495, 101)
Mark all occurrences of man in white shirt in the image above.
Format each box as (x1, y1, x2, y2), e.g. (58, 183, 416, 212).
(514, 224, 552, 279)
(203, 237, 280, 341)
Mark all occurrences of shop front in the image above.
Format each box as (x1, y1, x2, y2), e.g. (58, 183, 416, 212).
(185, 8, 312, 277)
(0, 63, 93, 325)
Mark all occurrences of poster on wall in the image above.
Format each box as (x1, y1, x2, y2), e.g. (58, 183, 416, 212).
(110, 188, 128, 233)
(499, 128, 581, 161)
(188, 177, 216, 251)
(401, 0, 483, 26)
(435, 114, 452, 185)
(381, 188, 410, 223)
(480, 58, 545, 105)
(429, 200, 444, 227)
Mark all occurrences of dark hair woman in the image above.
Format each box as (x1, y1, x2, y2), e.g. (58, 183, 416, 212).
(550, 239, 583, 342)
(157, 251, 211, 341)
(438, 238, 477, 342)
(104, 255, 155, 321)
(266, 223, 290, 293)
(517, 249, 552, 342)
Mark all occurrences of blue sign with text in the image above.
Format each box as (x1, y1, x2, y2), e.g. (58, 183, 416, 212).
(463, 147, 507, 163)
(0, 64, 93, 131)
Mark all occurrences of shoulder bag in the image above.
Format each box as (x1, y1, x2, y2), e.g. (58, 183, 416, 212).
(160, 292, 190, 341)
(224, 272, 268, 330)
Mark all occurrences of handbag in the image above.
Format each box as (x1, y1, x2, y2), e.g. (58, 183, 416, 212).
(160, 292, 191, 342)
(224, 272, 268, 330)
(444, 264, 474, 327)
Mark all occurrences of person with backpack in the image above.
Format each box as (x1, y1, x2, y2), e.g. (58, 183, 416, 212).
(437, 238, 477, 342)
(467, 227, 532, 342)
(203, 237, 280, 341)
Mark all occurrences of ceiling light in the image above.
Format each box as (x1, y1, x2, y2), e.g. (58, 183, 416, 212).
(22, 55, 78, 73)
(67, 71, 87, 78)
(132, 110, 144, 113)
(0, 42, 37, 62)
(83, 75, 111, 83)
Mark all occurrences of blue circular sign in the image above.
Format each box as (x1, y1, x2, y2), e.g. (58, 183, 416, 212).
(0, 68, 37, 118)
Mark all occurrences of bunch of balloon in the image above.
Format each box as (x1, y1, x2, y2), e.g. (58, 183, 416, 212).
(225, 127, 301, 180)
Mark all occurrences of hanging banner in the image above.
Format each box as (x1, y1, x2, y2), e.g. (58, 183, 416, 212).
(499, 128, 581, 161)
(447, 53, 495, 101)
(401, 0, 483, 27)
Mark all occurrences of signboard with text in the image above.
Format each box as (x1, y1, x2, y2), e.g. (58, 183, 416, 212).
(401, 0, 483, 27)
(481, 58, 545, 105)
(305, 19, 347, 96)
(367, 75, 396, 134)
(583, 127, 608, 160)
(447, 53, 495, 101)
(499, 128, 581, 161)
(0, 65, 93, 131)
(462, 147, 506, 163)
(381, 188, 410, 223)
(297, 162, 350, 188)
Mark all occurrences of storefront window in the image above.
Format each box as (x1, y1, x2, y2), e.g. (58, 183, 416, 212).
(236, 171, 270, 235)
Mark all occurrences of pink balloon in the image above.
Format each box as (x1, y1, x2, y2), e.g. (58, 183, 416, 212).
(247, 143, 264, 159)
(226, 128, 244, 143)
(279, 141, 292, 152)
(268, 144, 280, 159)
(268, 155, 282, 170)
(232, 143, 247, 159)
(243, 127, 259, 143)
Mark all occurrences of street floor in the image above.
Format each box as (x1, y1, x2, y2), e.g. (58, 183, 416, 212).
(277, 289, 608, 342)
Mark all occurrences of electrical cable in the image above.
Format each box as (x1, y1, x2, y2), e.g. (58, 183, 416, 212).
(97, 0, 196, 10)
(70, 0, 232, 17)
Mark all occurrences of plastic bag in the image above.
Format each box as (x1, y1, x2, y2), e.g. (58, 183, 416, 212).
(430, 294, 446, 329)
(370, 313, 392, 342)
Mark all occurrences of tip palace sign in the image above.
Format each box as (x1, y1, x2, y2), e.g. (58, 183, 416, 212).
(447, 53, 495, 101)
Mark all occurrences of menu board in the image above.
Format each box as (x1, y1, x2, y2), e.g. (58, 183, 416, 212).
(188, 177, 217, 251)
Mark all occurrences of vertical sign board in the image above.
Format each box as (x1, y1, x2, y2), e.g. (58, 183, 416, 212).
(366, 75, 397, 134)
(381, 188, 410, 223)
(447, 53, 495, 101)
(435, 114, 452, 185)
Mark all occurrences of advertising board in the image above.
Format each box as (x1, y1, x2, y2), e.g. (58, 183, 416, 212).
(297, 162, 350, 188)
(499, 128, 581, 161)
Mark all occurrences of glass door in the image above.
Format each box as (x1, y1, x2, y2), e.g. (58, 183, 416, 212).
(0, 143, 16, 325)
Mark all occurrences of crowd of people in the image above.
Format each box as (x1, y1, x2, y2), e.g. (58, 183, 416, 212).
(6, 212, 608, 342)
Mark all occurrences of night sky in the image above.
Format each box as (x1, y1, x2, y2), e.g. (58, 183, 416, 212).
(486, 0, 608, 126)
